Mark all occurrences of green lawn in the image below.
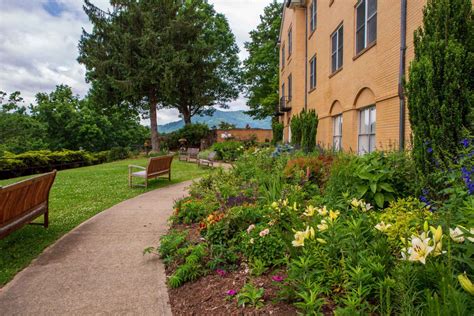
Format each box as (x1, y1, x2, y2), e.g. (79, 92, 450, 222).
(0, 157, 209, 286)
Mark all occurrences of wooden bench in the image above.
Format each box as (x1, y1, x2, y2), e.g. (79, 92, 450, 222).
(0, 170, 57, 239)
(128, 155, 174, 188)
(198, 151, 217, 168)
(179, 148, 200, 163)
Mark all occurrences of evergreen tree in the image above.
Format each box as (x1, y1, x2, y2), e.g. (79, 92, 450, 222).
(406, 0, 473, 187)
(243, 1, 282, 119)
(78, 0, 180, 151)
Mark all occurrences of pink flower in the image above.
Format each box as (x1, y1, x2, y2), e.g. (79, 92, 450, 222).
(272, 275, 285, 282)
(259, 228, 270, 237)
(216, 269, 226, 277)
(227, 289, 237, 296)
(247, 224, 256, 233)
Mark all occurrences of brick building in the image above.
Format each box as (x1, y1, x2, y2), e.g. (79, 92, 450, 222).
(278, 0, 427, 153)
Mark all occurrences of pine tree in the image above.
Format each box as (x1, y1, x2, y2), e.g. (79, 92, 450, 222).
(406, 0, 473, 186)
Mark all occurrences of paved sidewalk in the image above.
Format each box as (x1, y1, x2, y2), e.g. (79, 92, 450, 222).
(0, 180, 193, 315)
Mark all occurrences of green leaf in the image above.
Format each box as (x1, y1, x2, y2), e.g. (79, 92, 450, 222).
(357, 184, 368, 198)
(380, 183, 395, 193)
(370, 183, 377, 194)
(374, 193, 385, 208)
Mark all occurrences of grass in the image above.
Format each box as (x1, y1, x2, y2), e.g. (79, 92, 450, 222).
(0, 157, 210, 286)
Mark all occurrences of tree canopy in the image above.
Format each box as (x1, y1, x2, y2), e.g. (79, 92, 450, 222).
(160, 0, 241, 124)
(243, 0, 282, 120)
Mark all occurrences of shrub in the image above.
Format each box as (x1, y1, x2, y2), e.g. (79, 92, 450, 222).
(272, 120, 283, 145)
(172, 197, 217, 224)
(107, 147, 131, 161)
(290, 109, 318, 152)
(239, 223, 287, 266)
(212, 141, 244, 161)
(162, 123, 211, 149)
(284, 155, 334, 188)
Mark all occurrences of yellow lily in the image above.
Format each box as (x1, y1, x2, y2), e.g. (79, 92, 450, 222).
(292, 230, 306, 247)
(317, 206, 328, 216)
(329, 210, 340, 221)
(317, 220, 328, 232)
(303, 205, 316, 217)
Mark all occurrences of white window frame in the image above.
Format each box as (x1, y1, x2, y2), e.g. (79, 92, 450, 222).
(356, 0, 377, 54)
(358, 106, 376, 154)
(333, 114, 343, 151)
(309, 56, 317, 89)
(331, 24, 343, 73)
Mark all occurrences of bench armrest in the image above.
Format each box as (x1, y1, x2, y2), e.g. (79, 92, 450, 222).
(128, 165, 146, 170)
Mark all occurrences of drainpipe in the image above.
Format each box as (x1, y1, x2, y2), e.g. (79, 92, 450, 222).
(304, 5, 308, 110)
(398, 0, 407, 151)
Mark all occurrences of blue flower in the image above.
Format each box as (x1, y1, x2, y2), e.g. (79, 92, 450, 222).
(427, 147, 433, 154)
(461, 138, 470, 148)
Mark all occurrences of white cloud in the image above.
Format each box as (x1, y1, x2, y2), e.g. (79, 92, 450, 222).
(0, 0, 271, 123)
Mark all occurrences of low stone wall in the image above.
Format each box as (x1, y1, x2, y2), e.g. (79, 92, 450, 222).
(215, 128, 272, 143)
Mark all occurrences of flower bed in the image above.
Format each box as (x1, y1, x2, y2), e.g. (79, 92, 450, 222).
(147, 144, 474, 314)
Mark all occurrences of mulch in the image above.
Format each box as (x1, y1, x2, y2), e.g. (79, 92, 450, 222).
(165, 224, 298, 315)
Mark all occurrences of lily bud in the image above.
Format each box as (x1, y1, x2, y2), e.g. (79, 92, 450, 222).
(424, 221, 429, 233)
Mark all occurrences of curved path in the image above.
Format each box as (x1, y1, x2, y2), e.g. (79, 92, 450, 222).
(0, 180, 193, 315)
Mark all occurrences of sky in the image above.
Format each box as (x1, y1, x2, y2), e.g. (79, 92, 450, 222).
(0, 0, 271, 124)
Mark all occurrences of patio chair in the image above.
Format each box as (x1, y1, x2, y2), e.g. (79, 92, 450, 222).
(128, 155, 173, 188)
(198, 151, 217, 168)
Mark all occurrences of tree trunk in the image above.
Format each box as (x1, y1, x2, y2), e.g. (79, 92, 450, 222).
(182, 107, 192, 125)
(149, 96, 160, 151)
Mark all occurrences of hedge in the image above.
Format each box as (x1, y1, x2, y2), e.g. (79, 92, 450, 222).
(0, 148, 131, 180)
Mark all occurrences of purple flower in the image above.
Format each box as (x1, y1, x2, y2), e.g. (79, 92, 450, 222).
(461, 139, 470, 148)
(216, 269, 226, 277)
(427, 147, 433, 154)
(226, 289, 237, 296)
(272, 275, 285, 282)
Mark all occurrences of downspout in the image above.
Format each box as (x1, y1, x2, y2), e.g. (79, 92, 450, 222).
(304, 5, 308, 110)
(398, 0, 407, 151)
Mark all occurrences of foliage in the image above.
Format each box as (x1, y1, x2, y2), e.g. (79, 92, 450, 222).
(239, 223, 286, 266)
(406, 0, 473, 191)
(167, 243, 208, 288)
(218, 121, 236, 130)
(160, 0, 241, 124)
(290, 109, 319, 152)
(212, 141, 244, 161)
(243, 0, 281, 119)
(271, 119, 284, 145)
(284, 155, 334, 188)
(162, 123, 211, 150)
(172, 197, 217, 224)
(236, 283, 265, 308)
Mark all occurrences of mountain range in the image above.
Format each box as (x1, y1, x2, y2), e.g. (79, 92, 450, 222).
(157, 110, 272, 134)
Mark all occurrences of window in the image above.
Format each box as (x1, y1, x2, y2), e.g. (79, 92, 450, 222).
(281, 45, 285, 68)
(309, 56, 317, 90)
(358, 106, 376, 154)
(356, 0, 377, 54)
(331, 24, 343, 73)
(288, 28, 293, 56)
(333, 114, 343, 151)
(310, 0, 317, 31)
(287, 74, 292, 101)
(281, 83, 285, 98)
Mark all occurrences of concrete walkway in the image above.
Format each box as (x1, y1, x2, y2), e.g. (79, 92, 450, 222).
(0, 180, 193, 315)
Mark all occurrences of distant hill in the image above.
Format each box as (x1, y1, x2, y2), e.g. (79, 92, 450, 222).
(158, 110, 272, 134)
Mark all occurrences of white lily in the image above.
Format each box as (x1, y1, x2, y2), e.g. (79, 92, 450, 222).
(317, 220, 328, 232)
(408, 235, 434, 264)
(351, 198, 360, 208)
(317, 206, 328, 216)
(374, 221, 392, 233)
(450, 227, 465, 243)
(292, 230, 306, 247)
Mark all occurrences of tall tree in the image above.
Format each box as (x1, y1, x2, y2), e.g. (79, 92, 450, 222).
(406, 0, 473, 188)
(78, 0, 180, 151)
(243, 1, 282, 120)
(160, 0, 241, 124)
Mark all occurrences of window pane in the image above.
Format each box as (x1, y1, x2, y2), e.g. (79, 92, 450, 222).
(332, 54, 337, 73)
(358, 135, 369, 154)
(331, 33, 337, 54)
(370, 107, 376, 133)
(356, 1, 366, 29)
(367, 15, 377, 44)
(360, 109, 370, 133)
(338, 45, 343, 68)
(356, 28, 365, 53)
(368, 0, 377, 17)
(369, 135, 376, 152)
(334, 136, 341, 151)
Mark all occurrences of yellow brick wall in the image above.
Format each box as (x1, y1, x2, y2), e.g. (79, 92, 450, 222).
(279, 0, 427, 152)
